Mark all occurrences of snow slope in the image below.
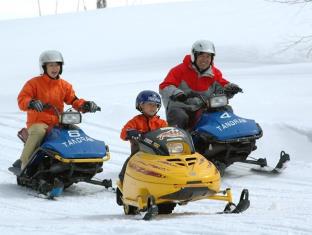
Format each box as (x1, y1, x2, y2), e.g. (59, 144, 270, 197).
(0, 0, 312, 234)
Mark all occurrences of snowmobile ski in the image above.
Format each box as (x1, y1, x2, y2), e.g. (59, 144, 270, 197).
(222, 189, 250, 214)
(31, 192, 57, 200)
(133, 206, 158, 221)
(251, 151, 290, 174)
(141, 205, 158, 221)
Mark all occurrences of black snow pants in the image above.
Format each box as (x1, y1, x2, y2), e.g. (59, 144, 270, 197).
(166, 106, 196, 130)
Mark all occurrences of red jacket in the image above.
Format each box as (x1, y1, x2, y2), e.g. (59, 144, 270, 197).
(18, 74, 86, 128)
(120, 114, 168, 140)
(159, 55, 228, 92)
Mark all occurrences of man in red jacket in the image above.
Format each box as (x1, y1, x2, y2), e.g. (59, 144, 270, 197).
(159, 40, 241, 129)
(16, 50, 99, 170)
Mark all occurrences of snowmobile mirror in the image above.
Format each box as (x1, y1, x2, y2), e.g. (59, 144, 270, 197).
(60, 111, 82, 124)
(209, 95, 228, 108)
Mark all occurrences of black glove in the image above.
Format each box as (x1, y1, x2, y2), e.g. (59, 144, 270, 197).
(224, 83, 242, 98)
(171, 92, 187, 102)
(82, 101, 100, 113)
(28, 100, 44, 112)
(126, 129, 142, 141)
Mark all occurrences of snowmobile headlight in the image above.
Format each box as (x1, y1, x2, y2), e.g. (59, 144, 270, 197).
(210, 95, 228, 108)
(60, 112, 82, 124)
(167, 142, 184, 155)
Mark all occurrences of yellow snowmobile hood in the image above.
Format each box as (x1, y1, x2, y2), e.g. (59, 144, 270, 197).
(126, 151, 220, 186)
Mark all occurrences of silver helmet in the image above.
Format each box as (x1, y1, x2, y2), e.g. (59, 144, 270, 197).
(191, 40, 216, 62)
(39, 50, 64, 74)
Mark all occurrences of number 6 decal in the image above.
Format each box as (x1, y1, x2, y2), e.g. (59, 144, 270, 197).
(68, 130, 80, 137)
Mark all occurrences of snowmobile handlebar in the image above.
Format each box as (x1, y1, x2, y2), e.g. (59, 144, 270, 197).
(42, 103, 101, 115)
(224, 86, 243, 99)
(42, 103, 60, 116)
(187, 91, 243, 110)
(42, 103, 83, 125)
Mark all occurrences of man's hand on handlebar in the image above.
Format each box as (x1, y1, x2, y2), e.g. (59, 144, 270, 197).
(224, 83, 243, 98)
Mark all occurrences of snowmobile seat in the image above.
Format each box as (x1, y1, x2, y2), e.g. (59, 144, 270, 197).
(17, 128, 28, 143)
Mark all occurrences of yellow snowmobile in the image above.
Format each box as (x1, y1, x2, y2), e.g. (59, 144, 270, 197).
(116, 127, 250, 220)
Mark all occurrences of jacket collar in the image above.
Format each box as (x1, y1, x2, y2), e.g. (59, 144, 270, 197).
(41, 74, 61, 82)
(141, 114, 159, 120)
(183, 55, 214, 77)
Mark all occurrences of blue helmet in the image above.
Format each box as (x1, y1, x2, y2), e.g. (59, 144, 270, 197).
(136, 90, 162, 112)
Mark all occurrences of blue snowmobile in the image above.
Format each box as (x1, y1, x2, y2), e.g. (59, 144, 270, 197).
(9, 104, 112, 198)
(190, 91, 290, 176)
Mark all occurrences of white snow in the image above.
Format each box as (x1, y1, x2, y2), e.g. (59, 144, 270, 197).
(0, 0, 312, 234)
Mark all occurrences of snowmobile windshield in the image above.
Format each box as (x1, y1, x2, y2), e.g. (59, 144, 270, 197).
(139, 127, 195, 156)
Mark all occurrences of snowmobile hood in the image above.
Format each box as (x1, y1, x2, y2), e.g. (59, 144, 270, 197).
(126, 152, 220, 186)
(121, 152, 221, 205)
(41, 127, 106, 158)
(195, 111, 261, 141)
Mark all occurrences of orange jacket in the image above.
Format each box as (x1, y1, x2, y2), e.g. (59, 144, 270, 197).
(120, 114, 168, 140)
(18, 74, 86, 128)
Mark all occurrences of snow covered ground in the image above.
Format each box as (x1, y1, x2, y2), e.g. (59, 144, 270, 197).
(0, 0, 312, 234)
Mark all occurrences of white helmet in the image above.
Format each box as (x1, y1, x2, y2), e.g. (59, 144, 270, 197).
(39, 50, 64, 74)
(191, 40, 216, 62)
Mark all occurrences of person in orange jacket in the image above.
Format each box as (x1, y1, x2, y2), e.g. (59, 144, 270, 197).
(119, 90, 167, 182)
(15, 50, 99, 170)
